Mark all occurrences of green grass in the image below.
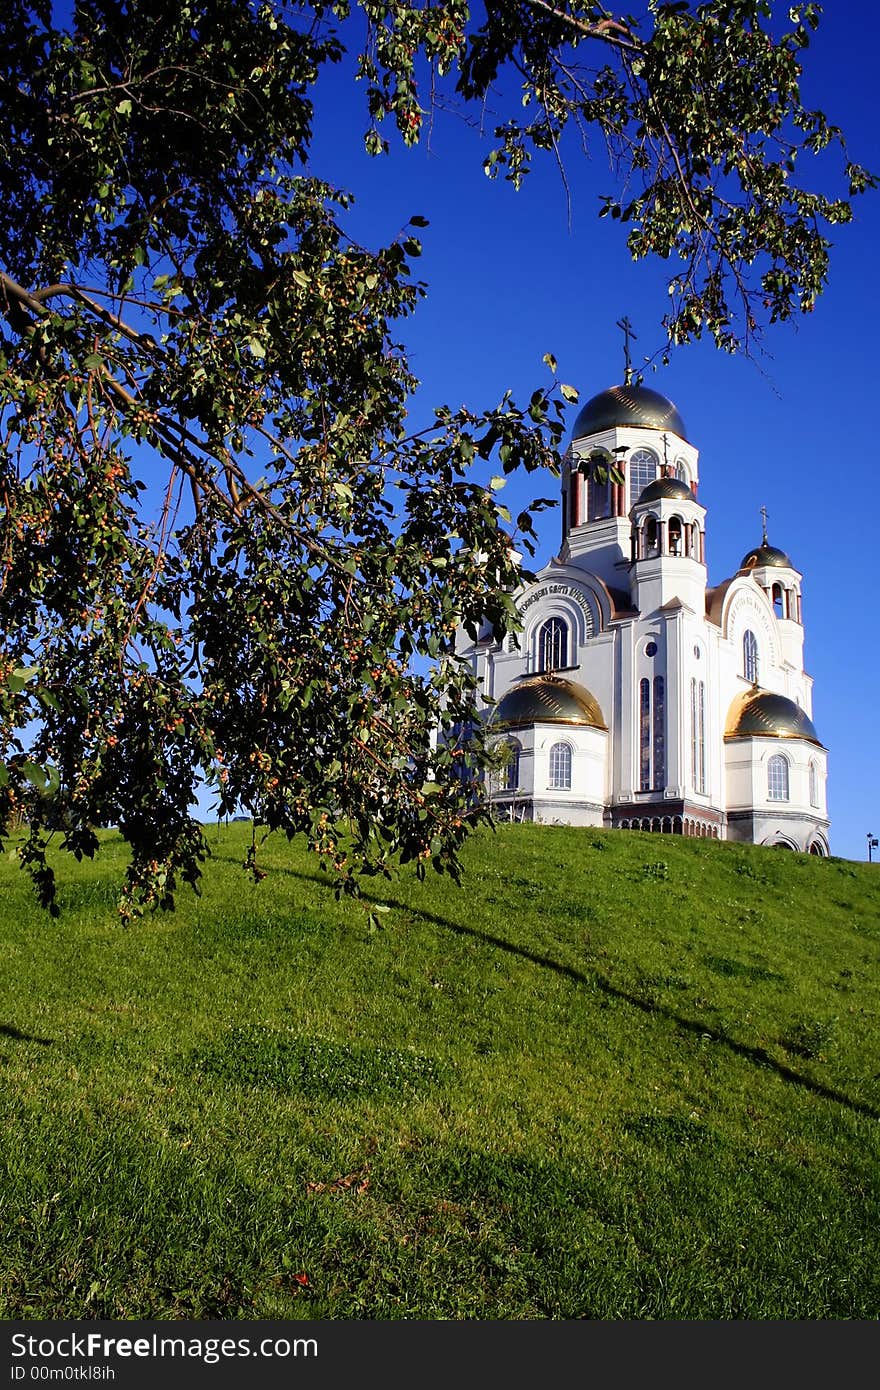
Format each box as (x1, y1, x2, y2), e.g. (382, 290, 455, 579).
(1, 823, 878, 1319)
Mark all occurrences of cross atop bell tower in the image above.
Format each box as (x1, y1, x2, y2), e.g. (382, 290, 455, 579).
(616, 316, 637, 387)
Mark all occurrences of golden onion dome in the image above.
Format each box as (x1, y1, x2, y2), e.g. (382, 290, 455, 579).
(492, 675, 607, 730)
(571, 383, 688, 442)
(637, 476, 694, 504)
(740, 543, 792, 570)
(725, 689, 823, 746)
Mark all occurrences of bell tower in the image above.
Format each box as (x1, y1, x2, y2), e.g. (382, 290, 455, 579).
(560, 380, 699, 596)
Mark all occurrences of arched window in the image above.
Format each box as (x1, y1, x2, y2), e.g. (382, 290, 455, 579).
(809, 760, 819, 808)
(639, 678, 651, 791)
(743, 629, 759, 684)
(691, 677, 706, 794)
(629, 448, 657, 509)
(653, 675, 666, 788)
(668, 516, 683, 556)
(674, 459, 688, 484)
(503, 740, 521, 793)
(548, 741, 572, 790)
(643, 515, 658, 557)
(767, 754, 789, 802)
(538, 617, 568, 672)
(772, 583, 785, 619)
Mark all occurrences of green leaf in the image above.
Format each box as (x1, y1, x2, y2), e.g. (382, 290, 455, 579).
(559, 384, 579, 403)
(8, 666, 39, 694)
(22, 760, 48, 791)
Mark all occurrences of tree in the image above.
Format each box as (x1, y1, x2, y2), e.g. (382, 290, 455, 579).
(0, 1, 873, 917)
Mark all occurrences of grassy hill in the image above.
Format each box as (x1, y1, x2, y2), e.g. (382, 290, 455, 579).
(1, 822, 878, 1319)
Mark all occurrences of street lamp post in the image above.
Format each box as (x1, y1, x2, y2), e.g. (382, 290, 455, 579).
(868, 833, 879, 864)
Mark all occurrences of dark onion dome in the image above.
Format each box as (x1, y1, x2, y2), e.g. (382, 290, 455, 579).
(725, 689, 823, 746)
(740, 543, 793, 570)
(636, 475, 694, 504)
(571, 382, 687, 442)
(491, 675, 606, 730)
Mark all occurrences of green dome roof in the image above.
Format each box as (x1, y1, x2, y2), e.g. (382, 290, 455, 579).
(571, 383, 687, 442)
(637, 476, 694, 504)
(725, 690, 822, 746)
(740, 543, 793, 570)
(492, 675, 606, 730)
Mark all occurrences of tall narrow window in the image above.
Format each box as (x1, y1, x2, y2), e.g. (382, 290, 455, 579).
(629, 448, 658, 509)
(743, 629, 759, 684)
(691, 678, 706, 794)
(809, 760, 819, 808)
(772, 583, 785, 619)
(588, 471, 611, 520)
(639, 678, 651, 791)
(569, 472, 581, 528)
(548, 742, 572, 790)
(698, 680, 706, 794)
(505, 741, 521, 793)
(538, 617, 568, 672)
(653, 675, 666, 789)
(767, 754, 789, 802)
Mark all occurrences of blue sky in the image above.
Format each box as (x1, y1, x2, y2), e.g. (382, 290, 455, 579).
(295, 3, 880, 864)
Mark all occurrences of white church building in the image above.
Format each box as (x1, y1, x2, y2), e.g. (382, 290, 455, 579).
(459, 379, 830, 853)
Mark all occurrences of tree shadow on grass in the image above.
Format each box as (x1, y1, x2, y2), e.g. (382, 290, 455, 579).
(210, 853, 879, 1122)
(0, 1023, 53, 1045)
(401, 900, 880, 1122)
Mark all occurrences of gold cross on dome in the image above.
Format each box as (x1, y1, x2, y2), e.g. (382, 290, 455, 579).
(760, 505, 769, 544)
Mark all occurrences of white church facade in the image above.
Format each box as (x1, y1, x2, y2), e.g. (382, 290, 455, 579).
(458, 380, 830, 853)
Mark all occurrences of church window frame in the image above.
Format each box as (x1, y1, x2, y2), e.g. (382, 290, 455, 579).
(743, 629, 759, 684)
(767, 753, 790, 802)
(548, 741, 572, 791)
(691, 677, 706, 794)
(538, 616, 568, 672)
(668, 515, 684, 556)
(809, 759, 819, 808)
(504, 739, 522, 794)
(639, 678, 651, 791)
(629, 447, 658, 509)
(587, 468, 612, 521)
(568, 470, 582, 528)
(772, 582, 785, 619)
(653, 675, 666, 789)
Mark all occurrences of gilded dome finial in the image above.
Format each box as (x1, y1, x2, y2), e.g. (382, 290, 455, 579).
(760, 503, 769, 546)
